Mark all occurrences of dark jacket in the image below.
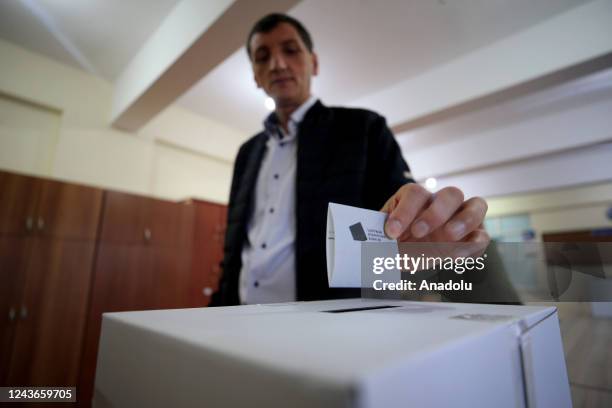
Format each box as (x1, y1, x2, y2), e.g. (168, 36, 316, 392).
(211, 101, 412, 306)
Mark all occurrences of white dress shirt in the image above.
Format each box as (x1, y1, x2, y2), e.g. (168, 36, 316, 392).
(239, 95, 318, 304)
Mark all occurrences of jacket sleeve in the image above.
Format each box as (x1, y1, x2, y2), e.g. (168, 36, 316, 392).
(364, 114, 415, 210)
(209, 142, 251, 307)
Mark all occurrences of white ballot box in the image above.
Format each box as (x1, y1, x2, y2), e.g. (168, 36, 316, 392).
(93, 299, 571, 408)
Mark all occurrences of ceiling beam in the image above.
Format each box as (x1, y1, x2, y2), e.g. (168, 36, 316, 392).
(436, 142, 612, 199)
(351, 0, 612, 133)
(392, 52, 612, 135)
(111, 0, 300, 132)
(401, 89, 612, 180)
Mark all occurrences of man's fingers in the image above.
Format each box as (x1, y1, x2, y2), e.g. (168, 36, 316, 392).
(382, 185, 489, 246)
(384, 184, 431, 239)
(410, 187, 464, 239)
(456, 228, 490, 258)
(440, 197, 488, 241)
(380, 192, 399, 214)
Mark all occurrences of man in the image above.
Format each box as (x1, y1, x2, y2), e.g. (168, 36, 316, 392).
(211, 13, 489, 306)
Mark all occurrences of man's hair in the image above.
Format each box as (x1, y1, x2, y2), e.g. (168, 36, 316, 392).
(246, 13, 313, 59)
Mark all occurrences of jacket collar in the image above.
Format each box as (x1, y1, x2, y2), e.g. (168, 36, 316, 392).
(263, 95, 319, 140)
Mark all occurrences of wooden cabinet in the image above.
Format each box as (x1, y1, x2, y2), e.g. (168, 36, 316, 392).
(156, 245, 194, 309)
(542, 229, 612, 242)
(1, 171, 227, 406)
(78, 192, 198, 405)
(97, 192, 152, 245)
(7, 240, 96, 386)
(94, 191, 196, 310)
(0, 237, 29, 386)
(0, 172, 40, 236)
(189, 200, 227, 307)
(100, 191, 194, 247)
(36, 180, 102, 240)
(0, 170, 102, 389)
(0, 173, 100, 240)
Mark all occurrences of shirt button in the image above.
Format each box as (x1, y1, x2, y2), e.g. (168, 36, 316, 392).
(254, 281, 259, 288)
(273, 174, 279, 180)
(261, 243, 267, 249)
(269, 208, 274, 213)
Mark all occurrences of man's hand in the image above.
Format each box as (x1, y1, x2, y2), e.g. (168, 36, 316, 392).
(381, 183, 490, 255)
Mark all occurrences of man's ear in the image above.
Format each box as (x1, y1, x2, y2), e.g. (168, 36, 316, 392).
(312, 52, 319, 76)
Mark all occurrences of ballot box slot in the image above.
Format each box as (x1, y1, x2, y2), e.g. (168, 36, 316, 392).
(322, 305, 400, 313)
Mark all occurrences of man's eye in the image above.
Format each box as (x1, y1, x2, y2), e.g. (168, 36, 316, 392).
(254, 52, 269, 63)
(283, 47, 300, 55)
(253, 49, 270, 64)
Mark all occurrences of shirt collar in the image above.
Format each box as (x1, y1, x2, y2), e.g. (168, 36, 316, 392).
(289, 94, 318, 124)
(263, 95, 318, 140)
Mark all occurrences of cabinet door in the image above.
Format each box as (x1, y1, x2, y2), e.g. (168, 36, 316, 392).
(7, 239, 95, 386)
(213, 204, 227, 279)
(0, 237, 29, 385)
(0, 171, 40, 236)
(91, 244, 156, 313)
(78, 243, 155, 406)
(99, 191, 152, 245)
(155, 245, 193, 310)
(152, 201, 194, 309)
(190, 202, 227, 307)
(100, 192, 195, 247)
(149, 200, 194, 248)
(36, 180, 103, 240)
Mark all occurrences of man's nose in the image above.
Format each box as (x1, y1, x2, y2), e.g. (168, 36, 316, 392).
(269, 52, 288, 71)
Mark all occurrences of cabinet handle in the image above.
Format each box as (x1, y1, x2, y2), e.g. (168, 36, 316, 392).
(25, 217, 34, 232)
(19, 306, 28, 320)
(37, 217, 45, 231)
(202, 287, 214, 297)
(8, 307, 16, 322)
(144, 228, 152, 242)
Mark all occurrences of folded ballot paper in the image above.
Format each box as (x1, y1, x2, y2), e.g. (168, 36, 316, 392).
(327, 203, 400, 287)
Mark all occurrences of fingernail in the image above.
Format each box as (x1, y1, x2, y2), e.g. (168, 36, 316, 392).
(386, 219, 403, 239)
(447, 221, 466, 239)
(411, 220, 429, 238)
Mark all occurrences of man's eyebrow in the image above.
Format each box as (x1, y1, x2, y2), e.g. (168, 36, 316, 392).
(252, 38, 302, 57)
(281, 39, 300, 47)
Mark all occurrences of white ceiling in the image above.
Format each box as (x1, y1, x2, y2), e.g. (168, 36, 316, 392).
(0, 0, 180, 79)
(398, 67, 612, 181)
(398, 68, 612, 153)
(0, 0, 590, 134)
(176, 0, 589, 134)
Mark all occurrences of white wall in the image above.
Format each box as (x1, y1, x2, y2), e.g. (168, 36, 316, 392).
(0, 95, 61, 176)
(0, 38, 247, 203)
(151, 142, 233, 202)
(487, 182, 612, 237)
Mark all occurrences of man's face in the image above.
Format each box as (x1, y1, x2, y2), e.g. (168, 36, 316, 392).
(249, 22, 318, 108)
